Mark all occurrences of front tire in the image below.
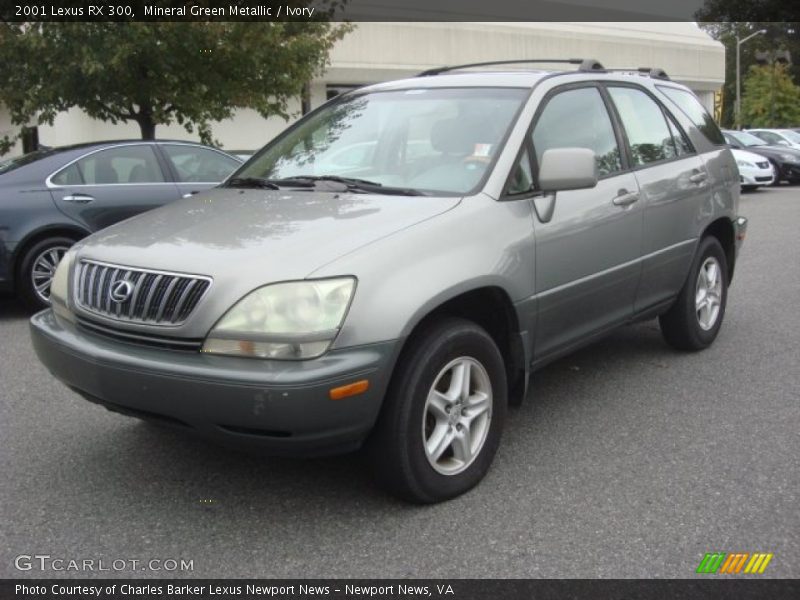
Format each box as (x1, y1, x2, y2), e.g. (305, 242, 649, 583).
(659, 236, 728, 351)
(367, 317, 507, 503)
(18, 236, 76, 310)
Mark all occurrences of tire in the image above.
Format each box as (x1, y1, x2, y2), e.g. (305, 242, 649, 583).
(18, 236, 76, 310)
(367, 317, 507, 503)
(659, 236, 728, 351)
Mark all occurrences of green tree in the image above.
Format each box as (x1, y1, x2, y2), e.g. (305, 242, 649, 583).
(741, 63, 800, 127)
(696, 10, 800, 127)
(0, 17, 353, 154)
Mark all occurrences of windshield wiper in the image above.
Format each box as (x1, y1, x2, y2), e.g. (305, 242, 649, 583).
(225, 177, 281, 190)
(286, 175, 428, 196)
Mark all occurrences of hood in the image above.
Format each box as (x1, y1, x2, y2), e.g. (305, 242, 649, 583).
(735, 144, 800, 160)
(77, 187, 461, 286)
(731, 149, 771, 163)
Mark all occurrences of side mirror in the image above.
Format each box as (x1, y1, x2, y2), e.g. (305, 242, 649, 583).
(538, 148, 598, 192)
(778, 140, 791, 147)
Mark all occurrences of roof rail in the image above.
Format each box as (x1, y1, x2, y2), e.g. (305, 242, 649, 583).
(605, 67, 671, 81)
(417, 58, 605, 77)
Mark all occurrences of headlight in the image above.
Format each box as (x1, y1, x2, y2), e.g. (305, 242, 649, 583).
(203, 277, 356, 360)
(51, 249, 76, 323)
(779, 153, 799, 163)
(736, 160, 755, 168)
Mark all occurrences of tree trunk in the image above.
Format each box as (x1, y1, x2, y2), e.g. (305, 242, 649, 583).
(137, 117, 156, 140)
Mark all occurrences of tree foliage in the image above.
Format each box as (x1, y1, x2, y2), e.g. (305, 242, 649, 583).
(741, 63, 800, 127)
(0, 17, 353, 154)
(696, 2, 800, 127)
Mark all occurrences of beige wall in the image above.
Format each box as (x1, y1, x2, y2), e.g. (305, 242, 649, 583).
(7, 22, 724, 157)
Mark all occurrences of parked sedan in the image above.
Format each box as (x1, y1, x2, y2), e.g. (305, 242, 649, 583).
(731, 148, 774, 191)
(747, 128, 800, 151)
(0, 140, 242, 308)
(722, 130, 800, 184)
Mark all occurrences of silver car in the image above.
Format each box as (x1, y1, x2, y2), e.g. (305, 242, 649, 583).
(31, 60, 747, 503)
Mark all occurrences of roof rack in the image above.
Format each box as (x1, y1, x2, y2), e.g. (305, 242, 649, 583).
(605, 67, 671, 81)
(417, 58, 605, 77)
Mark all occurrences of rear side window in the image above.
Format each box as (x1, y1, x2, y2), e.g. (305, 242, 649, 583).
(608, 87, 676, 166)
(657, 86, 726, 146)
(532, 87, 622, 177)
(68, 145, 166, 185)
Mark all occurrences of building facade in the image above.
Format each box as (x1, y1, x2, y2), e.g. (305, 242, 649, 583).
(0, 22, 724, 157)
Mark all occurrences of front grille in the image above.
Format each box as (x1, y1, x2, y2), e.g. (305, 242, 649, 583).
(74, 260, 211, 325)
(757, 161, 770, 168)
(755, 176, 772, 182)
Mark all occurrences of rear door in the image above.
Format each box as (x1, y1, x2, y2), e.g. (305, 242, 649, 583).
(159, 143, 242, 198)
(530, 84, 644, 359)
(48, 144, 179, 231)
(604, 85, 711, 312)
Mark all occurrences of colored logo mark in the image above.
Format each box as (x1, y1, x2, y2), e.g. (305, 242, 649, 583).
(696, 552, 773, 574)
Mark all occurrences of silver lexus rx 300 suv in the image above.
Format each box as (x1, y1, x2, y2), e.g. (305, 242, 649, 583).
(31, 60, 747, 503)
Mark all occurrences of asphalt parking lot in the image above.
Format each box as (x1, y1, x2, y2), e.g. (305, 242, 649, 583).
(1, 186, 798, 579)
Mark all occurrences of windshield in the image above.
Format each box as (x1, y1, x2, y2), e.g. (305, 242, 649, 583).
(727, 131, 767, 147)
(780, 130, 800, 143)
(235, 87, 528, 195)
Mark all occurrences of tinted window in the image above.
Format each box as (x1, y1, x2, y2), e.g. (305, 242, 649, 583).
(657, 86, 726, 146)
(163, 145, 240, 182)
(68, 145, 165, 184)
(609, 87, 675, 166)
(532, 87, 622, 177)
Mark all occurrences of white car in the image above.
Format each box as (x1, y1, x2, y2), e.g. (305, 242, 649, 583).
(732, 148, 775, 191)
(747, 128, 800, 151)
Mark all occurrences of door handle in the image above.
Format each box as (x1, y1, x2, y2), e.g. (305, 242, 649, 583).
(182, 191, 200, 198)
(62, 193, 95, 204)
(689, 172, 708, 184)
(612, 189, 639, 206)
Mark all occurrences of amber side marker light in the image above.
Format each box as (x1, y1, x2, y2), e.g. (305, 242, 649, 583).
(329, 379, 370, 400)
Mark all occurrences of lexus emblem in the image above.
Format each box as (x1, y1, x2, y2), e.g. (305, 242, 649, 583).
(110, 279, 134, 303)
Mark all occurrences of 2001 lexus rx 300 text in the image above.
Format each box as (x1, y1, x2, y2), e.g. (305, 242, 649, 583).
(31, 61, 747, 503)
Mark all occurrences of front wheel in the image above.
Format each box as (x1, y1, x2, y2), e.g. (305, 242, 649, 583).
(367, 317, 507, 503)
(659, 236, 728, 351)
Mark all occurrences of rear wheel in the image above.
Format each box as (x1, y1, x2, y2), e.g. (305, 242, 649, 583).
(18, 236, 76, 310)
(367, 317, 507, 503)
(659, 236, 728, 351)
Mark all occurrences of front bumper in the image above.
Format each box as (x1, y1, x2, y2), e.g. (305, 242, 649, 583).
(778, 162, 800, 182)
(30, 310, 398, 456)
(739, 168, 774, 186)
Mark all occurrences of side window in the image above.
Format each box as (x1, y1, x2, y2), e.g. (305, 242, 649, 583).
(657, 85, 726, 146)
(72, 145, 166, 184)
(51, 163, 83, 186)
(666, 117, 693, 157)
(506, 149, 534, 195)
(163, 145, 241, 182)
(608, 87, 675, 166)
(532, 87, 622, 178)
